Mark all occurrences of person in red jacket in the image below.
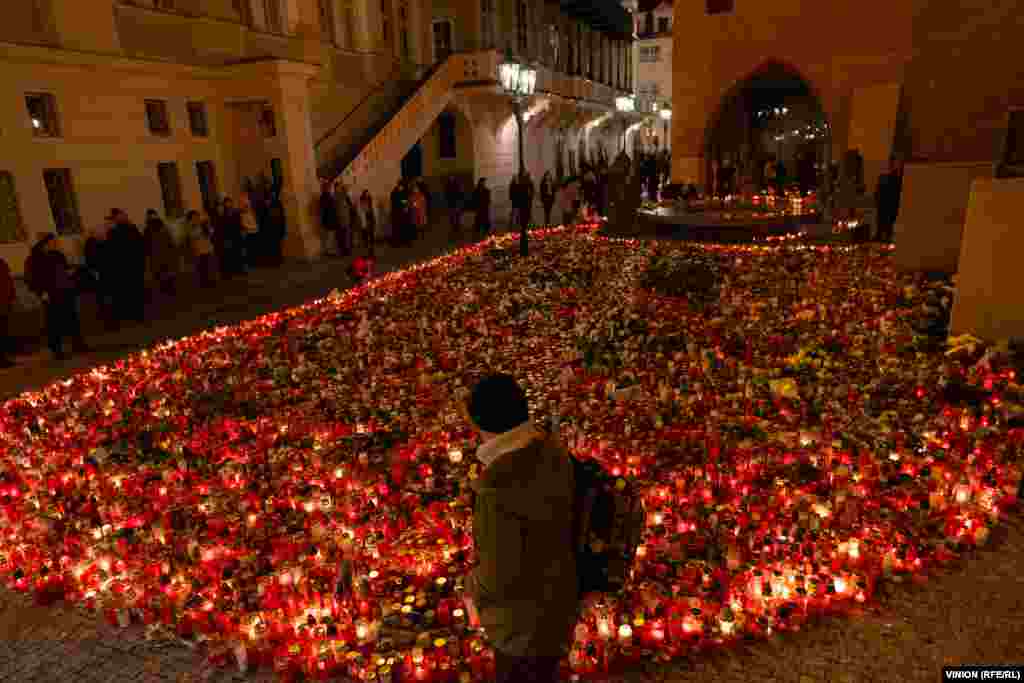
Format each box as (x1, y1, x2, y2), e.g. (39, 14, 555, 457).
(0, 257, 16, 367)
(348, 254, 375, 285)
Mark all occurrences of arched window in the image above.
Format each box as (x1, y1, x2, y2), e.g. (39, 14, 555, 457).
(318, 0, 336, 44)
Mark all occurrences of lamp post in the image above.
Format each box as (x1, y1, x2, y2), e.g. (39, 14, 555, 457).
(615, 94, 635, 153)
(659, 104, 672, 153)
(499, 51, 537, 256)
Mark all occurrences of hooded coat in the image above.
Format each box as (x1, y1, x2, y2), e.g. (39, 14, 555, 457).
(467, 431, 578, 657)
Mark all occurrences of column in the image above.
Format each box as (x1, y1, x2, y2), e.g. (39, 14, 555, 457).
(270, 63, 323, 261)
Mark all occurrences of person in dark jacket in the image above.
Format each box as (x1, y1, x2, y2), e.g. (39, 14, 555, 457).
(107, 209, 146, 323)
(359, 190, 376, 257)
(84, 220, 116, 329)
(320, 180, 342, 258)
(463, 374, 578, 683)
(874, 157, 904, 242)
(219, 197, 245, 275)
(144, 209, 178, 296)
(0, 257, 16, 367)
(26, 234, 88, 360)
(539, 172, 556, 226)
(390, 180, 411, 246)
(472, 178, 491, 237)
(445, 176, 464, 237)
(265, 197, 286, 266)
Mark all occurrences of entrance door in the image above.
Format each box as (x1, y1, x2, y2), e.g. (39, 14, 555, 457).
(196, 161, 219, 211)
(432, 20, 453, 62)
(401, 142, 423, 179)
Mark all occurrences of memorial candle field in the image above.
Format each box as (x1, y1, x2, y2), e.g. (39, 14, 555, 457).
(0, 225, 1020, 681)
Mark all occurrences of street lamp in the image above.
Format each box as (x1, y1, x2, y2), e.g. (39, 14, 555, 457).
(615, 94, 635, 152)
(659, 105, 672, 152)
(499, 51, 537, 256)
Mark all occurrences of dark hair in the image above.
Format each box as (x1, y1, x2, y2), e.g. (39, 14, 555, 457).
(467, 374, 530, 434)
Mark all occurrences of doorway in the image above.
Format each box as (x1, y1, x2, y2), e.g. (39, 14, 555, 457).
(402, 141, 423, 179)
(432, 19, 454, 62)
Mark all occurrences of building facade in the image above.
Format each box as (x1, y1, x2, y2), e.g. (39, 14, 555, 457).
(670, 0, 1023, 272)
(0, 0, 635, 273)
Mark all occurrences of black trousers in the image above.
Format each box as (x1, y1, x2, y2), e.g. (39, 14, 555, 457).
(542, 203, 553, 226)
(45, 296, 85, 354)
(494, 651, 561, 683)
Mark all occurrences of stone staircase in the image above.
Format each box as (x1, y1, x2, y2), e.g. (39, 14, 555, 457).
(321, 51, 500, 218)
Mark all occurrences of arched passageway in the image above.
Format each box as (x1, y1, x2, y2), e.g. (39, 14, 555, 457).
(704, 61, 831, 196)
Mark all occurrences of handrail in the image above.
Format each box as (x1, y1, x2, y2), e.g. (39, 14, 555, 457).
(314, 61, 404, 151)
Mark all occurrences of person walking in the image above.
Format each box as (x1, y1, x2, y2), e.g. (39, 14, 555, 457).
(265, 196, 286, 266)
(334, 182, 354, 257)
(359, 190, 376, 257)
(26, 234, 89, 360)
(239, 197, 261, 267)
(0, 258, 16, 368)
(445, 176, 464, 236)
(390, 180, 410, 247)
(107, 209, 147, 323)
(144, 209, 178, 296)
(472, 178, 491, 237)
(874, 157, 904, 243)
(462, 374, 578, 683)
(540, 172, 556, 226)
(83, 220, 116, 329)
(219, 197, 245, 275)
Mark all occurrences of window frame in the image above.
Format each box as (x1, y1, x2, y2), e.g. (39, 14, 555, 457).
(187, 101, 209, 137)
(706, 0, 734, 16)
(657, 16, 670, 34)
(42, 168, 82, 236)
(157, 162, 185, 219)
(145, 99, 172, 136)
(260, 105, 277, 138)
(25, 93, 61, 138)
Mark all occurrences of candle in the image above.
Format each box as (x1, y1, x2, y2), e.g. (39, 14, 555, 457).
(618, 623, 633, 645)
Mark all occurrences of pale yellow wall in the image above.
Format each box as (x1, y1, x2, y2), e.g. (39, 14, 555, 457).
(893, 162, 992, 274)
(847, 82, 901, 191)
(0, 52, 244, 273)
(951, 177, 1024, 341)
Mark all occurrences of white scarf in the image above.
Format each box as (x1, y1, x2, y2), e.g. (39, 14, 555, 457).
(475, 421, 540, 469)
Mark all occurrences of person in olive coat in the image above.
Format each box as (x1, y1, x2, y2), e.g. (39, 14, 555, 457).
(463, 374, 578, 683)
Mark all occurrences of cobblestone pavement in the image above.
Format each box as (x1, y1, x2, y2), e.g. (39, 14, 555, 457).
(1, 226, 1022, 682)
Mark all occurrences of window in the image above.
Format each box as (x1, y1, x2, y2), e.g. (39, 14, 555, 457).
(517, 0, 528, 53)
(157, 162, 184, 218)
(643, 12, 654, 35)
(480, 0, 494, 49)
(265, 0, 284, 33)
(260, 105, 277, 138)
(0, 173, 26, 244)
(658, 16, 670, 33)
(343, 4, 356, 49)
(438, 111, 457, 159)
(270, 158, 284, 187)
(43, 169, 81, 235)
(432, 20, 453, 62)
(382, 0, 390, 40)
(706, 0, 734, 15)
(398, 2, 409, 58)
(145, 99, 171, 136)
(25, 93, 60, 137)
(998, 109, 1024, 178)
(639, 45, 661, 63)
(187, 102, 209, 137)
(196, 161, 219, 211)
(318, 0, 336, 43)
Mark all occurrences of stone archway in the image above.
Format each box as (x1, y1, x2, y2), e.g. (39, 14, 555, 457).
(418, 99, 478, 197)
(703, 60, 831, 196)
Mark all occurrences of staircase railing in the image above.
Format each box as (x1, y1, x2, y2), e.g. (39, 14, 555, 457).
(314, 60, 404, 153)
(333, 50, 499, 190)
(316, 58, 454, 181)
